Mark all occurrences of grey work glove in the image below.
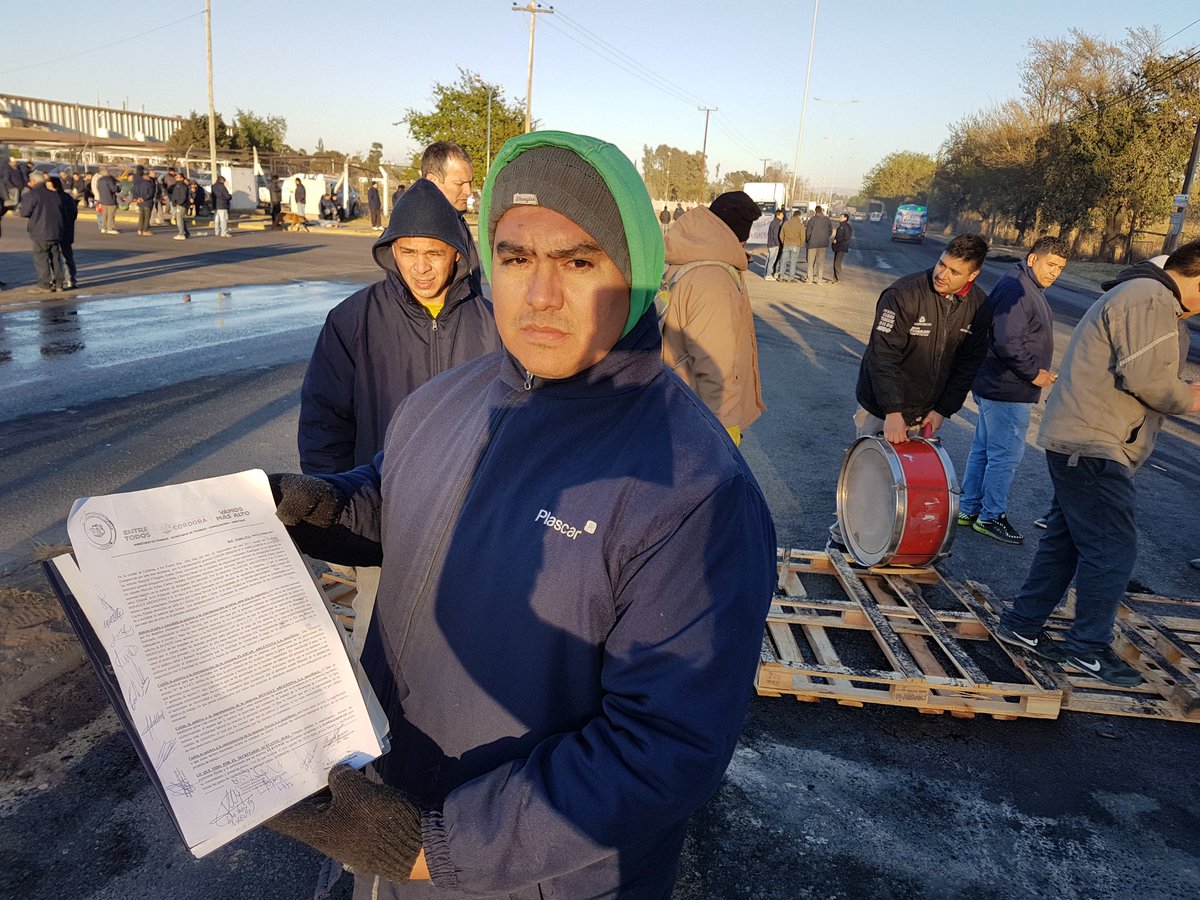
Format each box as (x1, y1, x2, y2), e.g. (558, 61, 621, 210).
(268, 473, 345, 528)
(266, 764, 423, 883)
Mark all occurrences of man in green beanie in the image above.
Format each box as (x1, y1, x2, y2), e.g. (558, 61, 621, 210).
(265, 130, 776, 898)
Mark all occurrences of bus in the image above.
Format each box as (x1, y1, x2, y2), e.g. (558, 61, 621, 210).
(891, 204, 928, 243)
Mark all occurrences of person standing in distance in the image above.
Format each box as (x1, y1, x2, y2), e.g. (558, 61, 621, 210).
(764, 208, 785, 280)
(958, 236, 1069, 544)
(831, 212, 852, 283)
(803, 204, 833, 284)
(211, 175, 233, 238)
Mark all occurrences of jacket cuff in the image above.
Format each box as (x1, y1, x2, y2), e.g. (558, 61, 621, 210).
(421, 807, 460, 889)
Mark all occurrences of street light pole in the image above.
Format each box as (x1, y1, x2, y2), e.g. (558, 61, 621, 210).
(789, 0, 819, 203)
(812, 96, 858, 208)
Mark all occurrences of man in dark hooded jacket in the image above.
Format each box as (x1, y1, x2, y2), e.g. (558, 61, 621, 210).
(298, 177, 500, 475)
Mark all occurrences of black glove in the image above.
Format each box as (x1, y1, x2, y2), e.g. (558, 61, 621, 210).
(266, 764, 423, 882)
(268, 473, 345, 528)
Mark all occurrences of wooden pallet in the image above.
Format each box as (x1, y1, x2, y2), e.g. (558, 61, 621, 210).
(757, 549, 1063, 719)
(320, 570, 358, 630)
(967, 582, 1200, 722)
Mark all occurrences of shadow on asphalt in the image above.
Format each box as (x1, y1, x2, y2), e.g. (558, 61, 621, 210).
(0, 243, 318, 291)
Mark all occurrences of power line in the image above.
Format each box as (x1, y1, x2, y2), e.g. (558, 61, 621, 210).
(1093, 44, 1200, 116)
(542, 17, 698, 107)
(554, 11, 708, 107)
(1, 10, 205, 75)
(545, 11, 768, 162)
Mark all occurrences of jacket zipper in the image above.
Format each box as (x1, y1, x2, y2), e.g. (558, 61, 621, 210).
(395, 390, 523, 661)
(430, 316, 440, 372)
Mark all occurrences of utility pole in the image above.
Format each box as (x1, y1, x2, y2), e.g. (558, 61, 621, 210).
(698, 106, 716, 201)
(1165, 119, 1200, 254)
(789, 0, 819, 203)
(205, 0, 217, 183)
(512, 3, 554, 133)
(760, 157, 771, 179)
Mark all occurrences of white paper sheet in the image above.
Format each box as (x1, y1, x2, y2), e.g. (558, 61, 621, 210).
(65, 469, 386, 857)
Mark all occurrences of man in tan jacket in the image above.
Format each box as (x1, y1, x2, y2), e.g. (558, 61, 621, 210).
(661, 190, 766, 445)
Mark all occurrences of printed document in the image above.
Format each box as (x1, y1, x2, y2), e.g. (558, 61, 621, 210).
(61, 469, 387, 857)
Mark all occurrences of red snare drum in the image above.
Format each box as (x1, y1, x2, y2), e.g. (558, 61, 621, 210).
(836, 435, 959, 567)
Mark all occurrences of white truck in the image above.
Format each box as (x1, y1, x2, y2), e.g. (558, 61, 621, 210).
(742, 182, 787, 214)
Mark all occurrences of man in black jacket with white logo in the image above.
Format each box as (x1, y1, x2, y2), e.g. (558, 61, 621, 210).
(832, 234, 991, 547)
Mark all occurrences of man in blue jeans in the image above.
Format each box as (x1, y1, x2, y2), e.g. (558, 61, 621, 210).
(999, 241, 1200, 686)
(958, 236, 1069, 544)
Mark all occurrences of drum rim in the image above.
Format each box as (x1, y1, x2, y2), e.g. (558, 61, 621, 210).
(836, 435, 906, 567)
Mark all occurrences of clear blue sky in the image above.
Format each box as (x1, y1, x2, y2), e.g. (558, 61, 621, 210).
(3, 1, 1197, 195)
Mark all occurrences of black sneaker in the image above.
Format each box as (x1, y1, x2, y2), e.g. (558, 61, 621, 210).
(1063, 647, 1144, 686)
(973, 513, 1024, 544)
(956, 512, 978, 527)
(995, 624, 1063, 662)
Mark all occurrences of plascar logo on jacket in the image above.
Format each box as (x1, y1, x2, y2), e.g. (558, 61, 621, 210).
(535, 509, 597, 540)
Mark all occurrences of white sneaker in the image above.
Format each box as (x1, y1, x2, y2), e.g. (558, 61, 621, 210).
(764, 274, 777, 281)
(173, 235, 187, 241)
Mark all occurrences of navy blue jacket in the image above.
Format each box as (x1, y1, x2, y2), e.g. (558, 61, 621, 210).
(972, 261, 1054, 404)
(211, 181, 232, 210)
(96, 174, 121, 206)
(299, 179, 500, 474)
(58, 189, 78, 243)
(132, 177, 156, 204)
(767, 215, 783, 248)
(857, 269, 992, 422)
(4, 163, 25, 189)
(300, 310, 776, 898)
(17, 184, 64, 241)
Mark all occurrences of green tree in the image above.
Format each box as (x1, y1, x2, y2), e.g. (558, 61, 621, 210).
(404, 68, 526, 174)
(366, 142, 384, 167)
(721, 169, 757, 192)
(166, 111, 231, 157)
(231, 109, 287, 153)
(641, 144, 705, 201)
(861, 151, 937, 209)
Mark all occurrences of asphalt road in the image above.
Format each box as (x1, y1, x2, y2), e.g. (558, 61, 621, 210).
(1, 220, 1198, 899)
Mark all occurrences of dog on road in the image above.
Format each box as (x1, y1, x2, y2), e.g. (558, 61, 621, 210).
(281, 212, 310, 232)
